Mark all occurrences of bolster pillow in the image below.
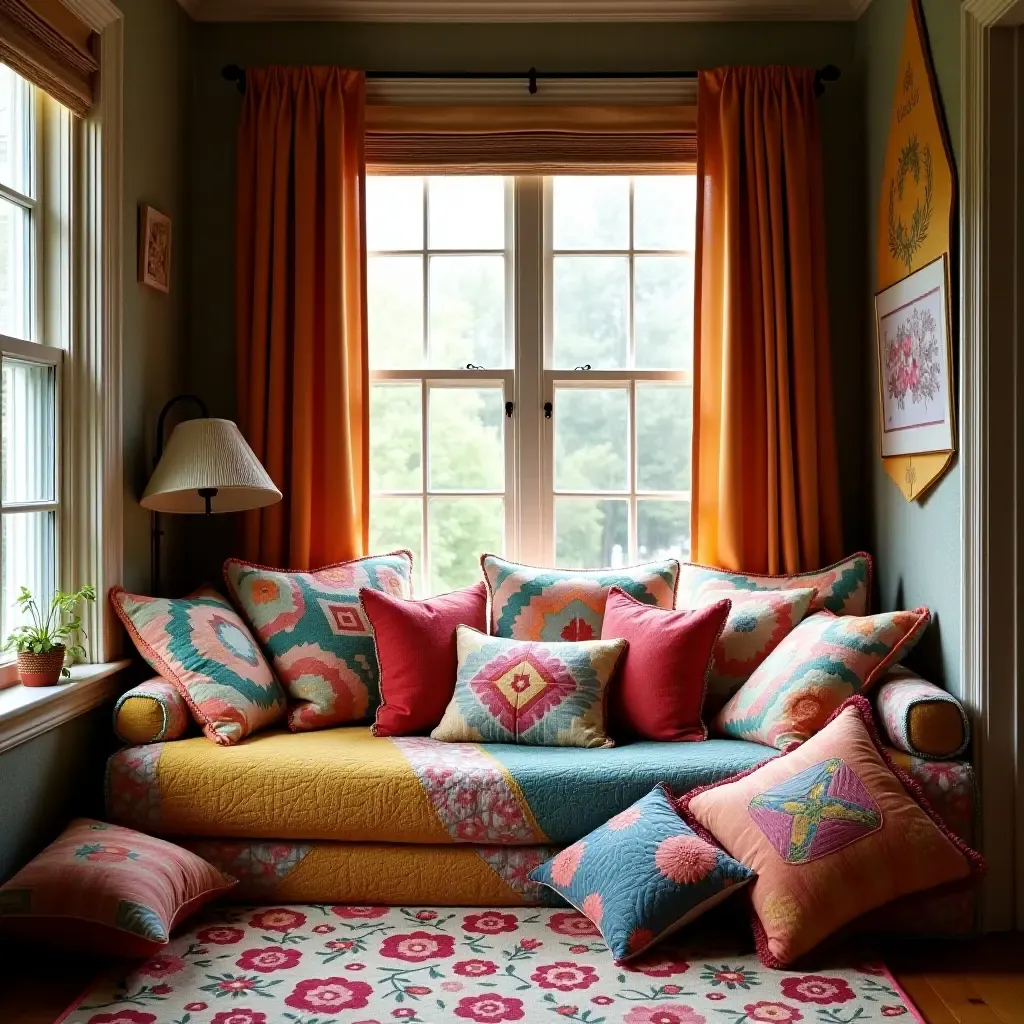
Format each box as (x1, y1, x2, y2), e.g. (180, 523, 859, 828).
(113, 677, 191, 744)
(874, 666, 969, 759)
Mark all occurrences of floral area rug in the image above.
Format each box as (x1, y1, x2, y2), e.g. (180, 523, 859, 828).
(59, 905, 925, 1024)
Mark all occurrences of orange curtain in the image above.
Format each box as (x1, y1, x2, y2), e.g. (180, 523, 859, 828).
(691, 67, 842, 575)
(236, 67, 368, 569)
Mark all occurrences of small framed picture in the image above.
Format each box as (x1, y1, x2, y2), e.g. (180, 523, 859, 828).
(138, 204, 172, 293)
(874, 255, 955, 458)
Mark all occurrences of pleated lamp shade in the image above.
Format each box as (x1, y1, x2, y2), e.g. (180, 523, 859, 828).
(141, 418, 282, 514)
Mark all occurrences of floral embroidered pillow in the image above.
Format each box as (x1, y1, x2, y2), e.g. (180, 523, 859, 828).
(714, 608, 930, 750)
(678, 552, 872, 617)
(874, 666, 970, 759)
(113, 677, 191, 745)
(0, 818, 235, 957)
(111, 587, 286, 745)
(431, 626, 627, 748)
(530, 784, 753, 962)
(482, 554, 679, 641)
(225, 551, 413, 732)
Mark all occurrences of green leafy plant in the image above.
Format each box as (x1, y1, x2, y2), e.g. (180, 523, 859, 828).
(3, 585, 96, 676)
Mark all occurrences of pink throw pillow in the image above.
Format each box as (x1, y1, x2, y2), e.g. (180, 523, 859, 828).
(362, 582, 488, 736)
(601, 586, 731, 742)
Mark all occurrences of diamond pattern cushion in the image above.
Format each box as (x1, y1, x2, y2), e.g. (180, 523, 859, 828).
(677, 552, 872, 617)
(110, 587, 286, 745)
(529, 784, 753, 962)
(482, 554, 679, 641)
(714, 608, 930, 750)
(224, 551, 413, 732)
(680, 698, 984, 967)
(431, 625, 627, 747)
(113, 677, 191, 745)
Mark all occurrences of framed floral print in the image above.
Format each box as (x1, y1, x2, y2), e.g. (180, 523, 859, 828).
(874, 254, 954, 458)
(138, 204, 172, 293)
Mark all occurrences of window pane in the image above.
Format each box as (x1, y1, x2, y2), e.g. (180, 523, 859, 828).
(367, 177, 423, 251)
(554, 388, 628, 492)
(554, 498, 628, 569)
(552, 256, 628, 370)
(370, 383, 421, 492)
(637, 499, 690, 561)
(370, 496, 423, 592)
(2, 358, 55, 504)
(428, 255, 505, 369)
(369, 255, 423, 369)
(0, 197, 30, 340)
(429, 176, 505, 250)
(553, 176, 629, 250)
(0, 65, 31, 197)
(2, 510, 55, 649)
(428, 496, 503, 595)
(636, 383, 691, 493)
(428, 387, 504, 492)
(634, 176, 696, 251)
(634, 255, 692, 370)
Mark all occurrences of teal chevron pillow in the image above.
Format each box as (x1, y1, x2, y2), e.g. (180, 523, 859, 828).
(224, 551, 413, 732)
(431, 626, 627, 747)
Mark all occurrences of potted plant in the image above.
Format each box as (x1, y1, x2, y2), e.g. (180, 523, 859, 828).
(3, 585, 96, 687)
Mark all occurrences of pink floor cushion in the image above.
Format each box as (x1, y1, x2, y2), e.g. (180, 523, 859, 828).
(224, 551, 413, 731)
(0, 818, 235, 957)
(111, 587, 286, 745)
(680, 697, 984, 968)
(714, 607, 930, 750)
(530, 784, 754, 963)
(601, 587, 730, 742)
(431, 626, 627, 747)
(677, 552, 873, 617)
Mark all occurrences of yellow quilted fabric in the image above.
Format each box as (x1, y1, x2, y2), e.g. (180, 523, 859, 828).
(115, 697, 168, 745)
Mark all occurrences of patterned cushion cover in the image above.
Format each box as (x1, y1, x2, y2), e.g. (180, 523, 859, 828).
(530, 784, 754, 962)
(875, 666, 970, 759)
(113, 677, 191, 745)
(431, 625, 627, 748)
(714, 608, 930, 750)
(677, 552, 872, 617)
(0, 818, 235, 957)
(111, 587, 286, 745)
(224, 551, 414, 732)
(681, 698, 984, 967)
(481, 554, 679, 641)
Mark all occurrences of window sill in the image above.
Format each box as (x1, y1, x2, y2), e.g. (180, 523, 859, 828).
(0, 660, 131, 756)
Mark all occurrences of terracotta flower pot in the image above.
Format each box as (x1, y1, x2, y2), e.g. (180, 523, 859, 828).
(17, 645, 66, 687)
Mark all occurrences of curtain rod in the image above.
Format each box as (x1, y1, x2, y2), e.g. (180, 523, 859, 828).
(220, 63, 841, 98)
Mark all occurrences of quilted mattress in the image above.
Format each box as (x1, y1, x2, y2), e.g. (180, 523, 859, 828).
(105, 727, 774, 844)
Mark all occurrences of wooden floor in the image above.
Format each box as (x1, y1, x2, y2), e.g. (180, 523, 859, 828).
(2, 935, 1022, 1023)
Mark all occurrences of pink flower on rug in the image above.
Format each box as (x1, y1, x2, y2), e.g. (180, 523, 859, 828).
(531, 962, 599, 992)
(593, 996, 614, 1006)
(197, 926, 245, 945)
(519, 938, 542, 951)
(706, 994, 725, 1002)
(626, 954, 691, 977)
(454, 959, 499, 977)
(742, 1002, 804, 1023)
(380, 931, 456, 962)
(332, 905, 390, 920)
(210, 1011, 268, 1024)
(443, 981, 464, 992)
(463, 911, 518, 934)
(393, 1012, 416, 1021)
(623, 1006, 706, 1024)
(184, 1005, 207, 1013)
(556, 1006, 578, 1017)
(149, 985, 172, 996)
(138, 955, 186, 978)
(881, 1008, 908, 1017)
(581, 893, 603, 927)
(550, 842, 586, 886)
(606, 806, 643, 831)
(326, 940, 356, 952)
(236, 946, 302, 973)
(416, 910, 438, 921)
(453, 994, 526, 1022)
(284, 977, 373, 1012)
(86, 1014, 156, 1024)
(548, 912, 599, 937)
(250, 908, 307, 932)
(213, 978, 260, 995)
(779, 977, 855, 1005)
(313, 924, 336, 934)
(406, 986, 432, 996)
(655, 834, 719, 885)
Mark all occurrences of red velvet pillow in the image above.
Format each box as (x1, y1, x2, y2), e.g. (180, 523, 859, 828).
(362, 582, 488, 736)
(601, 586, 731, 742)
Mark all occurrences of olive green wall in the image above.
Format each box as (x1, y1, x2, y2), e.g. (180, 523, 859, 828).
(855, 0, 962, 696)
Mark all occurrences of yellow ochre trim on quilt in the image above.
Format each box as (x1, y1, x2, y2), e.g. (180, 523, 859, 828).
(905, 703, 965, 758)
(115, 697, 168, 745)
(473, 743, 550, 843)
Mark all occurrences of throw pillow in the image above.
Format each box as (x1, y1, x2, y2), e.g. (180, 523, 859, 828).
(431, 625, 627, 747)
(529, 784, 754, 962)
(113, 677, 191, 745)
(362, 581, 488, 736)
(875, 666, 970, 759)
(677, 552, 872, 617)
(224, 551, 414, 731)
(482, 553, 679, 641)
(681, 697, 983, 968)
(714, 608, 930, 750)
(600, 587, 731, 742)
(0, 818, 235, 957)
(110, 587, 286, 745)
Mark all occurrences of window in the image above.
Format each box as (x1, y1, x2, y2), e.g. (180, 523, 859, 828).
(369, 173, 695, 595)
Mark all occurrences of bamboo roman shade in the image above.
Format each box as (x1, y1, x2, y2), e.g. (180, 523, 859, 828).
(0, 0, 97, 116)
(365, 104, 697, 174)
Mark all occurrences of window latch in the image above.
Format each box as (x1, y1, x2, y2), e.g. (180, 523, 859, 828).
(505, 401, 514, 418)
(543, 401, 553, 419)
(466, 363, 484, 370)
(574, 364, 592, 371)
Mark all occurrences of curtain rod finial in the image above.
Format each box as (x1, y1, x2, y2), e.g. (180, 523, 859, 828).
(222, 63, 246, 94)
(814, 64, 841, 96)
